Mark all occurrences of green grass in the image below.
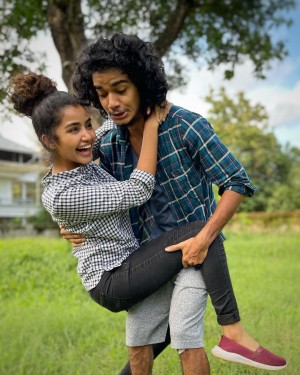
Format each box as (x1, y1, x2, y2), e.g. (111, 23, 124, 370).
(0, 232, 299, 375)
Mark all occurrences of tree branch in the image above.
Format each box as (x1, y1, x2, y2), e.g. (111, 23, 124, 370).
(153, 0, 196, 56)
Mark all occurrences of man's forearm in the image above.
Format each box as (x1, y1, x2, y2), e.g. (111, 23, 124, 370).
(196, 190, 244, 246)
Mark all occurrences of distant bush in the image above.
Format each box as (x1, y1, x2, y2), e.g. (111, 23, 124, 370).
(29, 207, 58, 233)
(228, 210, 300, 231)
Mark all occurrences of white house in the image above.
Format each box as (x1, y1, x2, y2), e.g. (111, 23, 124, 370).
(0, 135, 46, 226)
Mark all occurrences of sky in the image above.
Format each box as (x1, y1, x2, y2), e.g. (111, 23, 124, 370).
(1, 2, 300, 151)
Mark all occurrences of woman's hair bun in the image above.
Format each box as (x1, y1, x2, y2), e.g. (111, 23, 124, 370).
(8, 72, 57, 117)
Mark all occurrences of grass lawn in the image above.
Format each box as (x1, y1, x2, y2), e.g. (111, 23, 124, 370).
(0, 231, 299, 375)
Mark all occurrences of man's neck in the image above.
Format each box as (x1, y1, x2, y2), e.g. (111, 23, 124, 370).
(127, 119, 145, 156)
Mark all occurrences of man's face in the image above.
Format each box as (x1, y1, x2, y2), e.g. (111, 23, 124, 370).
(92, 69, 143, 127)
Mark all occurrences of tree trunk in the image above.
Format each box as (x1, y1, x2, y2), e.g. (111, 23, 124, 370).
(47, 0, 88, 90)
(153, 0, 196, 56)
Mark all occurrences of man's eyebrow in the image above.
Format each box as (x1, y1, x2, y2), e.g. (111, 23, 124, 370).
(94, 79, 129, 89)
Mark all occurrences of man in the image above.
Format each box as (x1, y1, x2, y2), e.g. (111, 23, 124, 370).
(67, 33, 285, 374)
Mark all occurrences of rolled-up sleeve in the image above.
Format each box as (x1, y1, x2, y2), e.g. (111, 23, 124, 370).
(183, 116, 255, 197)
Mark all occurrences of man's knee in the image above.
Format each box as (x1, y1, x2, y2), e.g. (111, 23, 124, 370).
(128, 345, 153, 375)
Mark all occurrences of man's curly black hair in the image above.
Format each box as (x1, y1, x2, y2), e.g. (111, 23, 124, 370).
(72, 32, 169, 119)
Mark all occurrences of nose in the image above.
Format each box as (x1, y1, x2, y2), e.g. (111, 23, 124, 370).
(107, 93, 120, 111)
(81, 128, 94, 141)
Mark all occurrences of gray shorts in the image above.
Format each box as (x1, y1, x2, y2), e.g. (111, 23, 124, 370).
(169, 267, 208, 349)
(126, 280, 174, 346)
(126, 268, 207, 349)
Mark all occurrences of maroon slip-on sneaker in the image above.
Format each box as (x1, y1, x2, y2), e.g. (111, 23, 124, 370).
(211, 336, 287, 371)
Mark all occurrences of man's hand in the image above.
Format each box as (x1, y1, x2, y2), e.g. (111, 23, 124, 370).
(165, 191, 245, 268)
(60, 227, 85, 247)
(165, 236, 209, 268)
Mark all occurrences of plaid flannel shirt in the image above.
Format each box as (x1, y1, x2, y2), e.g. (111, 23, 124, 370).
(99, 105, 255, 245)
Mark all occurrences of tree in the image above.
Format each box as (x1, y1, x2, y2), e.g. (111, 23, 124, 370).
(269, 146, 300, 211)
(205, 87, 299, 212)
(0, 0, 296, 102)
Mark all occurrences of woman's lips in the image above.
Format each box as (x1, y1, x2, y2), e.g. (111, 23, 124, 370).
(76, 148, 92, 157)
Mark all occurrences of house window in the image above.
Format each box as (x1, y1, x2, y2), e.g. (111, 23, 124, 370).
(12, 182, 22, 200)
(26, 183, 36, 202)
(12, 182, 36, 203)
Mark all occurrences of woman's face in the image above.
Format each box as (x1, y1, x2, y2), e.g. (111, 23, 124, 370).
(51, 105, 96, 172)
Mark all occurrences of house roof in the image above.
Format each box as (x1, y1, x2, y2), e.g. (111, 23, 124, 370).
(0, 134, 37, 155)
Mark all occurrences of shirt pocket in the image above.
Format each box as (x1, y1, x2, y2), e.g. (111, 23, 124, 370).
(159, 159, 199, 193)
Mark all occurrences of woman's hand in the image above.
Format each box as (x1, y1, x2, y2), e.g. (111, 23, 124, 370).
(145, 101, 171, 129)
(60, 227, 85, 247)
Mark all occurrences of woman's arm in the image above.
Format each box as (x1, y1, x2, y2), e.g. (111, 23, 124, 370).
(48, 105, 170, 223)
(58, 104, 170, 241)
(136, 105, 168, 176)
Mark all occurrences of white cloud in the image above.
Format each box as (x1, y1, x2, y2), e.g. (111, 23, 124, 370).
(0, 115, 40, 151)
(2, 31, 300, 149)
(31, 32, 66, 89)
(274, 123, 300, 149)
(247, 81, 300, 128)
(168, 61, 253, 113)
(0, 32, 65, 151)
(168, 57, 300, 147)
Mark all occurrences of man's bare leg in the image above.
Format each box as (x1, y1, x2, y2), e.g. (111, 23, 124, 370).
(180, 348, 210, 375)
(128, 345, 153, 375)
(120, 328, 171, 375)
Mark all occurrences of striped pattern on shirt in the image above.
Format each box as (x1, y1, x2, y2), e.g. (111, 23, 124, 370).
(99, 105, 255, 245)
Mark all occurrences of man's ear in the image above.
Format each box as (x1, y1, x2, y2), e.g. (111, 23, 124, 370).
(41, 135, 55, 149)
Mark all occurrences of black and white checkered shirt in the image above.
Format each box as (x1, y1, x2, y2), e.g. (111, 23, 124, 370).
(42, 163, 155, 290)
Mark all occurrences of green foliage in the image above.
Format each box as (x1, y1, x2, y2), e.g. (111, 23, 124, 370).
(0, 234, 299, 374)
(206, 87, 300, 212)
(227, 211, 300, 232)
(0, 0, 296, 100)
(88, 0, 294, 76)
(28, 207, 58, 232)
(0, 0, 47, 102)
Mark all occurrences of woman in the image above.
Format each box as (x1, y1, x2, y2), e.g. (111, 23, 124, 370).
(8, 72, 286, 371)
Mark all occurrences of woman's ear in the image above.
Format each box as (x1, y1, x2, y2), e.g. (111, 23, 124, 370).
(41, 135, 55, 149)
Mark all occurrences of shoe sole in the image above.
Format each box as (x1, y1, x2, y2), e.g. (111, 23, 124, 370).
(211, 345, 287, 371)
